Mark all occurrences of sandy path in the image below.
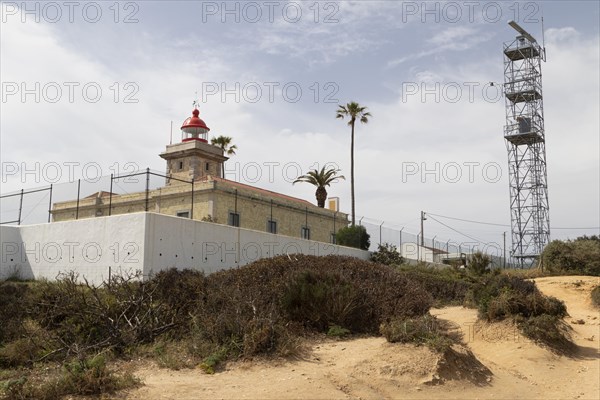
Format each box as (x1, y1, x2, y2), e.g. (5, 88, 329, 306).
(126, 275, 600, 400)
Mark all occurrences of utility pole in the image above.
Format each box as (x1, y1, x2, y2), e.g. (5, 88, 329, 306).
(503, 231, 507, 268)
(420, 211, 426, 247)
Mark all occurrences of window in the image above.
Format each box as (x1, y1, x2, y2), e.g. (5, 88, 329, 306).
(178, 161, 184, 170)
(205, 162, 210, 171)
(267, 220, 277, 234)
(228, 212, 240, 227)
(301, 226, 310, 240)
(176, 211, 190, 218)
(330, 233, 337, 244)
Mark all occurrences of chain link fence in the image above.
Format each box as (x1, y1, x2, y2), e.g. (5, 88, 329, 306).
(2, 170, 516, 268)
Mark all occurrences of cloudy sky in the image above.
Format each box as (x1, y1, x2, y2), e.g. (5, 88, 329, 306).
(1, 1, 599, 251)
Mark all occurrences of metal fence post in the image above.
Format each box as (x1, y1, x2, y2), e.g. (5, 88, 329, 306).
(145, 168, 150, 212)
(190, 180, 194, 219)
(47, 184, 53, 223)
(17, 189, 24, 226)
(109, 174, 113, 216)
(75, 179, 81, 220)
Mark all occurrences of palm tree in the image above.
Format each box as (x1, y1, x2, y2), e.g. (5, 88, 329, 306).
(293, 166, 345, 208)
(210, 135, 237, 178)
(336, 102, 371, 225)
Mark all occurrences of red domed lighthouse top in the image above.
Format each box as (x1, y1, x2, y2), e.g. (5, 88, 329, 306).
(181, 108, 210, 142)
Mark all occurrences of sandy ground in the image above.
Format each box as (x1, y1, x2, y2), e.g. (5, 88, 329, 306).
(126, 275, 600, 400)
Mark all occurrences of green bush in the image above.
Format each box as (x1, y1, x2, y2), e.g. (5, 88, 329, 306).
(0, 355, 139, 399)
(380, 314, 453, 353)
(396, 265, 473, 306)
(281, 270, 364, 331)
(467, 251, 491, 276)
(469, 274, 566, 321)
(542, 237, 600, 276)
(336, 225, 371, 250)
(467, 274, 573, 354)
(370, 243, 404, 265)
(0, 254, 436, 387)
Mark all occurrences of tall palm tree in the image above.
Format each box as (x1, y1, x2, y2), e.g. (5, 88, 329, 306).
(336, 102, 371, 225)
(293, 166, 345, 208)
(210, 135, 237, 178)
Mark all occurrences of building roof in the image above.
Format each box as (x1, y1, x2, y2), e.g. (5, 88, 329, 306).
(208, 176, 316, 207)
(84, 191, 118, 199)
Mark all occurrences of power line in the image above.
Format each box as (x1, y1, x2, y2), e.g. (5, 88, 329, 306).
(426, 214, 485, 244)
(428, 212, 599, 231)
(427, 212, 510, 227)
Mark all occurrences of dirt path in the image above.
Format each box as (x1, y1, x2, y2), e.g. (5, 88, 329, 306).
(126, 275, 600, 400)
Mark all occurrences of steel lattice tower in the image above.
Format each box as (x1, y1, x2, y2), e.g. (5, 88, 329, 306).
(503, 22, 550, 268)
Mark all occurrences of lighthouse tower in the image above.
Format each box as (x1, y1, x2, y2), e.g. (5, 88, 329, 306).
(160, 107, 228, 184)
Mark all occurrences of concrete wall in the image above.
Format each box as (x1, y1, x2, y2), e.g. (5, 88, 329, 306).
(1, 212, 369, 285)
(1, 213, 146, 282)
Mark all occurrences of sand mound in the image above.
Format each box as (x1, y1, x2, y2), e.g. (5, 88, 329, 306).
(126, 275, 599, 400)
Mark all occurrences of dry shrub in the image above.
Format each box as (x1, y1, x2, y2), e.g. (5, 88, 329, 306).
(0, 282, 29, 345)
(469, 274, 572, 354)
(0, 355, 139, 400)
(281, 270, 366, 331)
(517, 315, 576, 355)
(380, 314, 454, 353)
(469, 274, 566, 320)
(195, 255, 432, 354)
(397, 266, 473, 306)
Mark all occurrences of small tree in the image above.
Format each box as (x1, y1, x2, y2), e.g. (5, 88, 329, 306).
(468, 251, 491, 275)
(336, 225, 370, 250)
(293, 166, 345, 208)
(210, 135, 237, 177)
(370, 243, 404, 266)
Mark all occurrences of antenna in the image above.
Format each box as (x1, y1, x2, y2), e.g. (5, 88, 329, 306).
(508, 20, 537, 43)
(541, 9, 547, 61)
(193, 91, 199, 109)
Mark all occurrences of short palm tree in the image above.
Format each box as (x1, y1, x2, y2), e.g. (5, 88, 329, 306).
(336, 102, 371, 225)
(210, 135, 237, 178)
(293, 166, 345, 208)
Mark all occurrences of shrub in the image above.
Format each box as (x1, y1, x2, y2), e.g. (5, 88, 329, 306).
(0, 355, 139, 399)
(591, 286, 600, 308)
(469, 274, 566, 321)
(370, 243, 404, 265)
(327, 325, 351, 337)
(542, 237, 600, 276)
(336, 225, 371, 250)
(518, 315, 575, 355)
(0, 282, 29, 345)
(281, 270, 365, 332)
(397, 265, 473, 306)
(380, 314, 454, 353)
(467, 251, 491, 276)
(194, 254, 432, 358)
(468, 274, 573, 354)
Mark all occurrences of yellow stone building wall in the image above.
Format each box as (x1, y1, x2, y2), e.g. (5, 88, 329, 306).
(51, 178, 348, 243)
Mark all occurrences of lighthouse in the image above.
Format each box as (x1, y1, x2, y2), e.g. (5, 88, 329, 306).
(160, 107, 228, 184)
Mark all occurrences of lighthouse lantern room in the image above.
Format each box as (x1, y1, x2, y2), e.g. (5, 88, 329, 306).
(181, 108, 210, 142)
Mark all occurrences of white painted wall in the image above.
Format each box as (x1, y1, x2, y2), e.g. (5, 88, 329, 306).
(1, 213, 146, 282)
(1, 212, 369, 284)
(144, 213, 366, 276)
